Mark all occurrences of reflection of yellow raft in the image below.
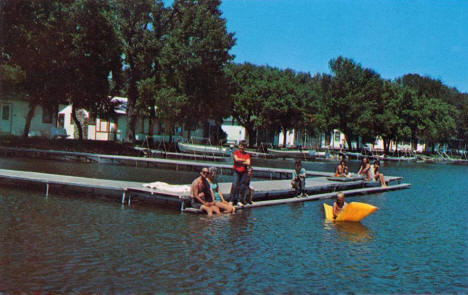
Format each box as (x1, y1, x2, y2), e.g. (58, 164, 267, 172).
(323, 202, 378, 222)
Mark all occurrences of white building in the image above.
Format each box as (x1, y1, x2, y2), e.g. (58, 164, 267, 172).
(0, 97, 60, 137)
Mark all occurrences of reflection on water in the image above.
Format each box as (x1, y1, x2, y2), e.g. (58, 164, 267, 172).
(323, 220, 373, 242)
(0, 157, 467, 293)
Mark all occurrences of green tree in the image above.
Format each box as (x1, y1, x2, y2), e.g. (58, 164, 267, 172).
(160, 0, 235, 139)
(1, 0, 72, 137)
(114, 0, 155, 142)
(226, 63, 270, 146)
(419, 98, 457, 151)
(324, 56, 383, 149)
(261, 68, 304, 146)
(374, 81, 408, 154)
(64, 0, 122, 139)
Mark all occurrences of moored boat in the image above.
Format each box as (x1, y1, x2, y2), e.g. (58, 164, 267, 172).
(268, 148, 316, 159)
(177, 142, 232, 157)
(382, 155, 417, 162)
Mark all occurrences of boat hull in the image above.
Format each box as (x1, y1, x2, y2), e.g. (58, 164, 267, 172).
(268, 148, 316, 159)
(177, 142, 232, 157)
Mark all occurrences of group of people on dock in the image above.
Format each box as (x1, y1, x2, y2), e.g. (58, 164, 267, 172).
(190, 141, 253, 216)
(335, 157, 387, 187)
(190, 141, 388, 215)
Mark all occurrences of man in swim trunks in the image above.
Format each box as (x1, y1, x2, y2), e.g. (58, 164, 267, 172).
(332, 193, 348, 219)
(190, 167, 220, 216)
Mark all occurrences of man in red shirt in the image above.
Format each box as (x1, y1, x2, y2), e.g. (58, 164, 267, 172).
(230, 141, 251, 206)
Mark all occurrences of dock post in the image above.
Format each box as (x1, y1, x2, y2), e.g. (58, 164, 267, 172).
(45, 183, 49, 197)
(180, 200, 185, 212)
(121, 190, 126, 204)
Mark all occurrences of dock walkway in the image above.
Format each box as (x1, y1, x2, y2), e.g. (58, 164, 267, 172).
(0, 146, 338, 179)
(0, 168, 409, 211)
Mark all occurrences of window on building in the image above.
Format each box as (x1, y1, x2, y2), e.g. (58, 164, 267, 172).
(2, 105, 10, 121)
(58, 114, 65, 128)
(334, 131, 340, 142)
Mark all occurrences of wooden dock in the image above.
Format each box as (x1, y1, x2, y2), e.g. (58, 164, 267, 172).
(0, 168, 409, 212)
(0, 146, 344, 180)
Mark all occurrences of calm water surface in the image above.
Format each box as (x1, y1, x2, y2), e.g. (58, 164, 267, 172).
(0, 156, 467, 293)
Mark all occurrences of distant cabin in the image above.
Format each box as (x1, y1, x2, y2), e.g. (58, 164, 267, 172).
(0, 97, 64, 138)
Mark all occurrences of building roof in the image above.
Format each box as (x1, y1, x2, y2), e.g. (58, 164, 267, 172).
(111, 96, 127, 115)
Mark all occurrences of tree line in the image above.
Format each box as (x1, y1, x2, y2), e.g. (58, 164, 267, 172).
(1, 0, 467, 153)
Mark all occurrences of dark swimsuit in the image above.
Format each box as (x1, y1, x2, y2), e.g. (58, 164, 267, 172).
(191, 178, 212, 209)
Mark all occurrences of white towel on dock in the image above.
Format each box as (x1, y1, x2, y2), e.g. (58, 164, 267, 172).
(143, 181, 191, 193)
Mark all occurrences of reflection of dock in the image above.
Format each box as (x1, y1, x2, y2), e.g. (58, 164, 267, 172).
(0, 168, 410, 211)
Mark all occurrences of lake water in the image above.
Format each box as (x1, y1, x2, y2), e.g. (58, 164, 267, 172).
(0, 156, 467, 293)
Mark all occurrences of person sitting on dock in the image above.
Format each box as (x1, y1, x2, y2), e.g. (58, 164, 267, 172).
(230, 141, 251, 206)
(334, 159, 349, 177)
(357, 157, 371, 180)
(291, 160, 307, 197)
(206, 167, 236, 213)
(373, 160, 387, 187)
(333, 192, 348, 219)
(190, 168, 220, 216)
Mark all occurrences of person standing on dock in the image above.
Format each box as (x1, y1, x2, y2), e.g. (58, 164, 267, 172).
(291, 160, 307, 197)
(230, 141, 251, 206)
(190, 168, 220, 216)
(241, 166, 254, 205)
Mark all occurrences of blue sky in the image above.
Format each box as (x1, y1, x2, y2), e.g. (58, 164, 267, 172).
(220, 0, 468, 93)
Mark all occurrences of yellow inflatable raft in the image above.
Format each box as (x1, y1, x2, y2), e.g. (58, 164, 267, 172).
(323, 202, 378, 222)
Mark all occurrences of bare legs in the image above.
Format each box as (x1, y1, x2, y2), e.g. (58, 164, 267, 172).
(215, 201, 235, 213)
(201, 204, 221, 217)
(375, 173, 387, 187)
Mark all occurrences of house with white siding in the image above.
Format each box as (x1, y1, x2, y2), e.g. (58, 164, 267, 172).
(0, 96, 60, 137)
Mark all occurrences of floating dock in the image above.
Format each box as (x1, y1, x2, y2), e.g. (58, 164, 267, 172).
(0, 168, 409, 212)
(0, 146, 339, 180)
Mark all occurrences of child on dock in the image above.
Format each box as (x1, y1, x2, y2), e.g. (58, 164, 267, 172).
(291, 160, 307, 197)
(240, 166, 254, 205)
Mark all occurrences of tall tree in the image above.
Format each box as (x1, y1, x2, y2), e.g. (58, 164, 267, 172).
(64, 0, 122, 139)
(1, 0, 72, 137)
(114, 0, 155, 142)
(226, 63, 270, 146)
(374, 81, 407, 154)
(261, 68, 304, 146)
(160, 0, 235, 138)
(324, 56, 383, 149)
